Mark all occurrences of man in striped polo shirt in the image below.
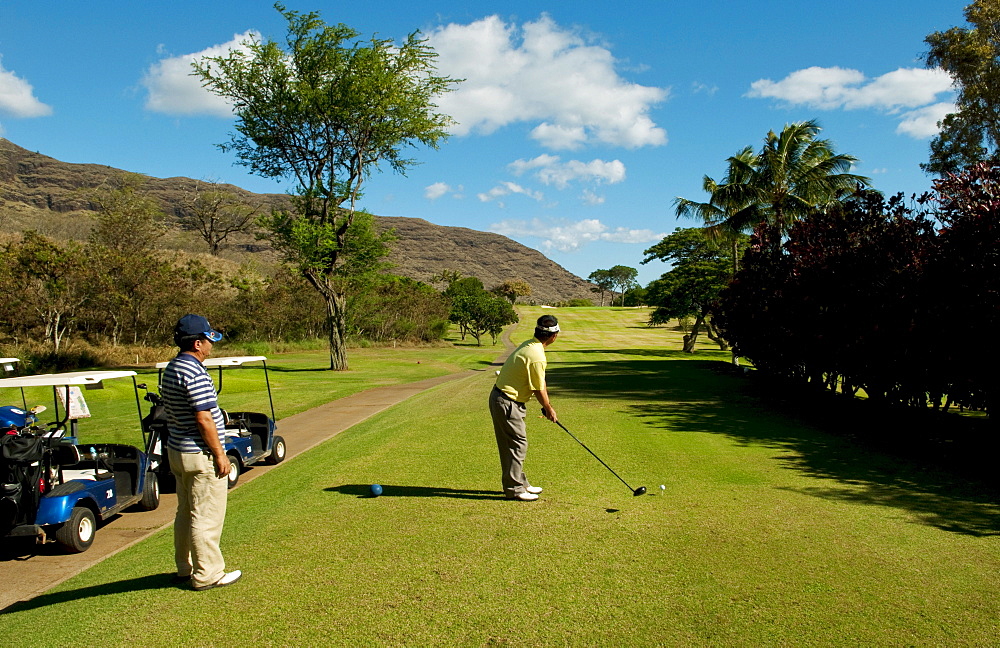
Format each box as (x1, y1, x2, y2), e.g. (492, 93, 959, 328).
(162, 314, 241, 591)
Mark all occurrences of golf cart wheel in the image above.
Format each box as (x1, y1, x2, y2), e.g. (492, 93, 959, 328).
(266, 435, 286, 465)
(226, 454, 241, 489)
(140, 471, 160, 510)
(55, 506, 96, 553)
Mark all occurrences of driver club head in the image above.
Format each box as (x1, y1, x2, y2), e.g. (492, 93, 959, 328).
(633, 486, 647, 496)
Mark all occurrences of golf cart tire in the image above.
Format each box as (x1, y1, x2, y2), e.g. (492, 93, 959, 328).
(140, 471, 160, 510)
(226, 454, 241, 489)
(55, 506, 96, 553)
(266, 435, 286, 465)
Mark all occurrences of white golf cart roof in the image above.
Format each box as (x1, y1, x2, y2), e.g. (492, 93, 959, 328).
(155, 355, 267, 369)
(0, 370, 137, 389)
(1, 358, 18, 372)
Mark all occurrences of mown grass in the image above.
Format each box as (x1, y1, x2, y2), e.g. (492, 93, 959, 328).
(3, 308, 999, 646)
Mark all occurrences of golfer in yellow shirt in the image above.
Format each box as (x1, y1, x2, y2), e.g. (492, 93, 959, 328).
(489, 314, 559, 501)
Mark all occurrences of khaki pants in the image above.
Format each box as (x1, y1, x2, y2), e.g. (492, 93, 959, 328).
(489, 386, 530, 496)
(169, 447, 228, 588)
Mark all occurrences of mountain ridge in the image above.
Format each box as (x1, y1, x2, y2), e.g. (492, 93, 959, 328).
(0, 137, 596, 304)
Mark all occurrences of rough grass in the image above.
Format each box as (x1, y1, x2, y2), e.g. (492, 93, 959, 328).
(3, 308, 999, 646)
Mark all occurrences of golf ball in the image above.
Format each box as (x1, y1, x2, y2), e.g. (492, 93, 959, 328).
(659, 484, 665, 493)
(370, 484, 383, 497)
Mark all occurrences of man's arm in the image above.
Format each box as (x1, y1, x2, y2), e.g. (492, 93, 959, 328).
(195, 410, 231, 478)
(534, 386, 557, 423)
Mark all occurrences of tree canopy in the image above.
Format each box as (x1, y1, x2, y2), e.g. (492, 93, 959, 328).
(193, 2, 459, 369)
(924, 0, 1000, 176)
(643, 228, 744, 352)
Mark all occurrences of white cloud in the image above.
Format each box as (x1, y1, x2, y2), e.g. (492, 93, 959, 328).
(477, 182, 544, 207)
(425, 182, 451, 200)
(425, 182, 464, 200)
(896, 102, 956, 138)
(491, 217, 664, 252)
(581, 189, 605, 205)
(0, 57, 52, 118)
(747, 66, 955, 138)
(508, 155, 626, 189)
(428, 14, 668, 149)
(142, 31, 259, 116)
(692, 81, 718, 96)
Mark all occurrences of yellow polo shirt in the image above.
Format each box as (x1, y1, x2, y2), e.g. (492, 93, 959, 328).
(495, 339, 547, 403)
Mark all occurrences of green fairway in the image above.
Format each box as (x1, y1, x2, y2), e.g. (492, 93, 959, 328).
(4, 308, 999, 646)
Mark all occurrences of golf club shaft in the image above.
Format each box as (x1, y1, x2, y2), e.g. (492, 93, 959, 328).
(553, 420, 636, 492)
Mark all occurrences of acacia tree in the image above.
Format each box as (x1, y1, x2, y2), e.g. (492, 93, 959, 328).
(587, 269, 615, 306)
(608, 265, 639, 306)
(7, 232, 87, 352)
(923, 0, 1000, 175)
(180, 180, 261, 255)
(194, 3, 458, 370)
(491, 278, 532, 304)
(84, 173, 176, 345)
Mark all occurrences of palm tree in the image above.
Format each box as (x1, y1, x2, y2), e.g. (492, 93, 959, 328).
(677, 120, 872, 259)
(740, 119, 871, 239)
(674, 145, 759, 275)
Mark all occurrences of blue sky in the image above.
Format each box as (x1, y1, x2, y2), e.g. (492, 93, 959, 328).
(0, 1, 964, 285)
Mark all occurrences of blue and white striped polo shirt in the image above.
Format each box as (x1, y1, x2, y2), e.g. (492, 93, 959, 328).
(161, 353, 226, 453)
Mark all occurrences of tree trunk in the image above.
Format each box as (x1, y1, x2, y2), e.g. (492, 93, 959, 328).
(325, 292, 349, 371)
(704, 317, 729, 351)
(683, 314, 706, 353)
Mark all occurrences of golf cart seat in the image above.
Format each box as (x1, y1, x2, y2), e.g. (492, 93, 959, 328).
(61, 468, 101, 482)
(222, 411, 252, 438)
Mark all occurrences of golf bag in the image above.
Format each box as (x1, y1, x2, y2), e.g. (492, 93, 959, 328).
(0, 433, 45, 534)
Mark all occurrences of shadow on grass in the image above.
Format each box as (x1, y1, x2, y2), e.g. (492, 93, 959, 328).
(547, 352, 1000, 537)
(1, 573, 187, 614)
(326, 484, 506, 500)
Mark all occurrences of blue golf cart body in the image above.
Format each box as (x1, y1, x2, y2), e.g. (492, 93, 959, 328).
(0, 370, 160, 553)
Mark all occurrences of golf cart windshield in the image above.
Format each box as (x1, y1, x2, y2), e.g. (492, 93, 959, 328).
(0, 370, 140, 436)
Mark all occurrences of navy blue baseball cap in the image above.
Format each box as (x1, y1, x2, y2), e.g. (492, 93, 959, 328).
(174, 314, 223, 342)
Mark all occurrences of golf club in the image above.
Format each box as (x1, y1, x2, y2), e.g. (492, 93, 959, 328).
(549, 416, 646, 496)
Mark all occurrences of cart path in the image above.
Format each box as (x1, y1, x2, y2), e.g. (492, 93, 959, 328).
(0, 357, 513, 611)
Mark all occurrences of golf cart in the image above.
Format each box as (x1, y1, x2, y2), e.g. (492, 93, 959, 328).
(0, 370, 160, 553)
(142, 355, 285, 490)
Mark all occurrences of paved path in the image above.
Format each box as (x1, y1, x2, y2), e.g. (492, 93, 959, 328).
(0, 362, 505, 611)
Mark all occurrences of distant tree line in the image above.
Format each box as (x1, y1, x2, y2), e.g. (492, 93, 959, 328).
(0, 175, 538, 368)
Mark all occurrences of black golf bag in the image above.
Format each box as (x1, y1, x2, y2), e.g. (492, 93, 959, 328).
(0, 433, 45, 535)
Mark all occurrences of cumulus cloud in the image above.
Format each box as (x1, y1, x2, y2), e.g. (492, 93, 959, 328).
(491, 217, 664, 252)
(897, 102, 956, 138)
(142, 31, 259, 116)
(425, 182, 464, 200)
(477, 182, 544, 207)
(0, 57, 52, 118)
(747, 66, 955, 138)
(508, 155, 626, 189)
(428, 14, 668, 149)
(425, 182, 450, 200)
